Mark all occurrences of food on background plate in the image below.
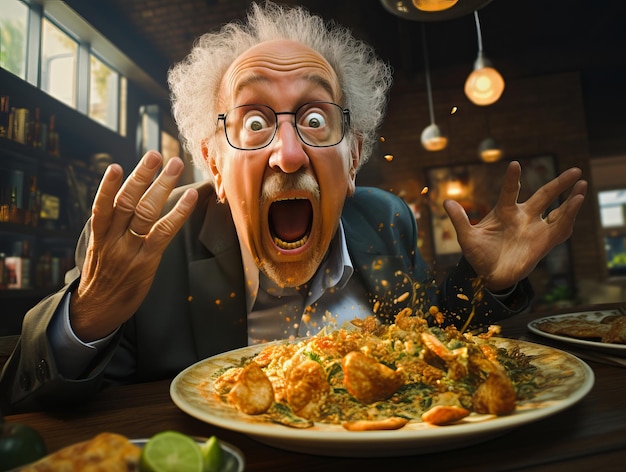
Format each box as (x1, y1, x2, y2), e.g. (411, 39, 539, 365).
(535, 314, 626, 344)
(15, 431, 224, 472)
(204, 310, 539, 431)
(17, 432, 140, 471)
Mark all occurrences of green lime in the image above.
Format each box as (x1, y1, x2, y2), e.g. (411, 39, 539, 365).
(200, 436, 223, 472)
(0, 422, 47, 471)
(139, 431, 204, 472)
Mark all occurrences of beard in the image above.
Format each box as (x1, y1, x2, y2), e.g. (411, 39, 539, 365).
(257, 171, 324, 287)
(259, 257, 323, 288)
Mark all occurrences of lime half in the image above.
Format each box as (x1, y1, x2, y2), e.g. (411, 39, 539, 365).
(140, 431, 204, 472)
(200, 436, 223, 472)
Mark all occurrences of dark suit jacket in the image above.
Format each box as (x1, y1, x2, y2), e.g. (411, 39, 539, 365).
(0, 183, 532, 412)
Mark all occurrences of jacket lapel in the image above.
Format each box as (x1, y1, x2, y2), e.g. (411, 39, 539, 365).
(185, 188, 248, 359)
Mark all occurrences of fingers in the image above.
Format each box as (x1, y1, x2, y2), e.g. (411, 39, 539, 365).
(126, 157, 186, 238)
(544, 179, 587, 229)
(495, 161, 522, 208)
(147, 188, 199, 249)
(443, 199, 471, 238)
(525, 167, 583, 216)
(91, 164, 124, 239)
(109, 151, 165, 237)
(90, 151, 192, 245)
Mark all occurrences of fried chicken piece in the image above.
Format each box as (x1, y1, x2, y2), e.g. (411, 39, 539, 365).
(285, 359, 330, 419)
(420, 332, 468, 380)
(468, 343, 517, 415)
(472, 369, 517, 415)
(342, 351, 405, 404)
(227, 363, 274, 415)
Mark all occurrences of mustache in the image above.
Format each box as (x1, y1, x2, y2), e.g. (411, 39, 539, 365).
(261, 172, 320, 203)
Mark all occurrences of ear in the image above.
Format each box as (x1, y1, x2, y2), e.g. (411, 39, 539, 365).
(346, 136, 363, 196)
(202, 141, 226, 202)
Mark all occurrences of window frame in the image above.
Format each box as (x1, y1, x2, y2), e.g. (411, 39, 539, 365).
(597, 187, 626, 279)
(1, 0, 128, 135)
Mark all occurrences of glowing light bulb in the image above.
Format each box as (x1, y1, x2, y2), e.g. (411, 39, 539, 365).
(465, 65, 505, 106)
(412, 0, 458, 12)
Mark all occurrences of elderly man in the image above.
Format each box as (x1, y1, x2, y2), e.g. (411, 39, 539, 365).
(0, 2, 586, 412)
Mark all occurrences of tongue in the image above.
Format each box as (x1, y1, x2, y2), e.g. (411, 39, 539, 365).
(269, 199, 312, 242)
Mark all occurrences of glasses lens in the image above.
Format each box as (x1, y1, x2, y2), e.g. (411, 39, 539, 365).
(295, 102, 345, 147)
(224, 105, 276, 150)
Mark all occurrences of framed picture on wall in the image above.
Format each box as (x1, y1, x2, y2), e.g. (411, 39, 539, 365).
(425, 155, 574, 305)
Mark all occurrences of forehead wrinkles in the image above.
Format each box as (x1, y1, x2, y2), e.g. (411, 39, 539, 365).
(222, 44, 341, 103)
(233, 73, 336, 100)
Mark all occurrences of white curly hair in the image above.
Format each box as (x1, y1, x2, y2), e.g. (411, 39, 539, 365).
(168, 1, 393, 183)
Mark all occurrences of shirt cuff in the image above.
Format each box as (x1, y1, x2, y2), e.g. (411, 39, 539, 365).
(488, 283, 518, 300)
(48, 291, 118, 378)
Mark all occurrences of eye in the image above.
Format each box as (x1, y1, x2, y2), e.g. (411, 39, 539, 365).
(302, 111, 326, 129)
(244, 113, 270, 132)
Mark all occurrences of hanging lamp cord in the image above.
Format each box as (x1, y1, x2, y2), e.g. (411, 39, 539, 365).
(421, 23, 436, 126)
(474, 10, 484, 55)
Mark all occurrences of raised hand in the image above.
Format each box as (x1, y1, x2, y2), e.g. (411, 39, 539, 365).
(443, 161, 587, 292)
(69, 151, 198, 342)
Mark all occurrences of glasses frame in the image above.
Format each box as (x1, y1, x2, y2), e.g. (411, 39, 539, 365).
(216, 101, 351, 151)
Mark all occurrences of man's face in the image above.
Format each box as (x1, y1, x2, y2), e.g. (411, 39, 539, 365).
(206, 40, 359, 287)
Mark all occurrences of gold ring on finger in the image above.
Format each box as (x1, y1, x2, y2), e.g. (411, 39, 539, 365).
(128, 227, 148, 239)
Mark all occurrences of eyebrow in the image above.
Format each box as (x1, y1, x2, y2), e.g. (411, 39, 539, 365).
(234, 72, 337, 101)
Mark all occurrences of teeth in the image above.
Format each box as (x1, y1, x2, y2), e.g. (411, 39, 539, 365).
(276, 197, 304, 202)
(274, 234, 308, 250)
(271, 197, 310, 250)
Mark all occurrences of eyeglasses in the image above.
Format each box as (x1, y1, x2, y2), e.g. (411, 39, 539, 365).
(217, 101, 350, 151)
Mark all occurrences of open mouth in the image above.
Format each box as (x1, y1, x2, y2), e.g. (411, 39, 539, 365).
(269, 197, 313, 250)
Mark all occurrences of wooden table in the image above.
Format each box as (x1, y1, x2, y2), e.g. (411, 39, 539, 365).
(5, 307, 626, 471)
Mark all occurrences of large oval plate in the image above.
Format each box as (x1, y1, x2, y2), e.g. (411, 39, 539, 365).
(170, 338, 593, 457)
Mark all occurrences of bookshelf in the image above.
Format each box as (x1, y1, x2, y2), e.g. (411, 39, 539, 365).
(1, 67, 137, 335)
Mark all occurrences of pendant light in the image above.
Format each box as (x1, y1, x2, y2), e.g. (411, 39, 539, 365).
(478, 111, 503, 162)
(478, 137, 503, 162)
(380, 0, 494, 22)
(412, 0, 458, 12)
(420, 23, 447, 151)
(464, 10, 504, 106)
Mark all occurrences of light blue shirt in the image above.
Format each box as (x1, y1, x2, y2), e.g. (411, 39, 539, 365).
(245, 222, 372, 344)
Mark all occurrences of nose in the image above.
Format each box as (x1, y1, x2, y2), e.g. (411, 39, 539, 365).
(268, 118, 310, 173)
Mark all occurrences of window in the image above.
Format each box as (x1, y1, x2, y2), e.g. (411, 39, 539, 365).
(1, 1, 130, 135)
(41, 18, 77, 108)
(598, 189, 626, 277)
(161, 131, 181, 161)
(89, 53, 124, 132)
(0, 0, 28, 79)
(599, 190, 626, 228)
